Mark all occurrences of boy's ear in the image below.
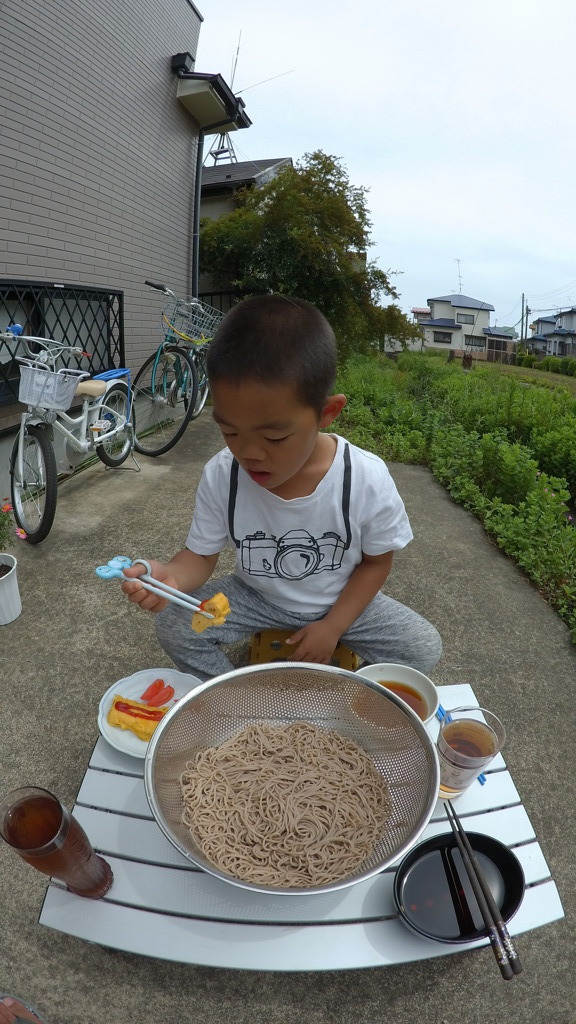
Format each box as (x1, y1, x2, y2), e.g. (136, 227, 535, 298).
(319, 393, 347, 428)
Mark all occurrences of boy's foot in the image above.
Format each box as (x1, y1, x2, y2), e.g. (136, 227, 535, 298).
(0, 997, 47, 1024)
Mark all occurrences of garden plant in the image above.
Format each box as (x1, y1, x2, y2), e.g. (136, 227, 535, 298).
(336, 352, 576, 642)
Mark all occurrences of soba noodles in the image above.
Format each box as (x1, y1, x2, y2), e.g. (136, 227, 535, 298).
(179, 721, 392, 888)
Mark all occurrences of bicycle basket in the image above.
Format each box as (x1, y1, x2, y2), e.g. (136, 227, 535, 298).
(18, 363, 85, 411)
(162, 298, 224, 344)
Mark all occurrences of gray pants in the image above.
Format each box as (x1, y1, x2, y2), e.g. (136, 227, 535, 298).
(155, 575, 442, 681)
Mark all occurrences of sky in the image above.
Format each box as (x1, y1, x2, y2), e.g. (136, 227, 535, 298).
(195, 0, 576, 331)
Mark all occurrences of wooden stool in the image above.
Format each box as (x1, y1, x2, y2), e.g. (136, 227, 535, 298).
(248, 629, 360, 671)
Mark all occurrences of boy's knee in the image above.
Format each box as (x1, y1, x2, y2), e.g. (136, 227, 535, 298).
(411, 620, 442, 674)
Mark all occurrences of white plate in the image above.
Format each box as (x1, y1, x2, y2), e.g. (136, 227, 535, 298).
(98, 668, 203, 759)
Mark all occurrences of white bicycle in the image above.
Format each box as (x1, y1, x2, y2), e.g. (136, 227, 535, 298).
(3, 327, 135, 543)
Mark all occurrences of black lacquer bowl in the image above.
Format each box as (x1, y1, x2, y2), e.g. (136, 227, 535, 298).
(393, 831, 525, 943)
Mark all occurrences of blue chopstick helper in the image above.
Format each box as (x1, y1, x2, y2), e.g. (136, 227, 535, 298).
(436, 704, 486, 785)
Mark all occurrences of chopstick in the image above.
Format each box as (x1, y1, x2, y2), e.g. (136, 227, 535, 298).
(444, 801, 523, 980)
(125, 574, 213, 618)
(96, 557, 215, 618)
(437, 705, 486, 785)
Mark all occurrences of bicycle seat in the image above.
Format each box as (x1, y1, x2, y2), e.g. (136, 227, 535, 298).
(75, 379, 107, 397)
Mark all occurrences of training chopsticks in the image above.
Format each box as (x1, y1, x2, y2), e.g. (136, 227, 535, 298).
(444, 801, 523, 981)
(94, 556, 213, 619)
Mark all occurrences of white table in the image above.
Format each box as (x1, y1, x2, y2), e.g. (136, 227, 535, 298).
(39, 684, 564, 970)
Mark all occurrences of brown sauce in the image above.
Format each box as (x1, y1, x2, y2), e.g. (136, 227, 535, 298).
(378, 681, 428, 720)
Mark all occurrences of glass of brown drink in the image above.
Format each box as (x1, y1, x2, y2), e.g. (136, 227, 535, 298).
(0, 786, 113, 898)
(437, 707, 505, 799)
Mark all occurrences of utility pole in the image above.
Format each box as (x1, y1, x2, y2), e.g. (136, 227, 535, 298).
(525, 305, 531, 345)
(520, 293, 525, 343)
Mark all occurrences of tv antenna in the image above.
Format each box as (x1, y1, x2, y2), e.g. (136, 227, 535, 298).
(454, 258, 464, 293)
(205, 34, 294, 166)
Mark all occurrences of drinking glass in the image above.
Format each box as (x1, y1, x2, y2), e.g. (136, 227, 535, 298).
(437, 707, 505, 799)
(0, 786, 113, 898)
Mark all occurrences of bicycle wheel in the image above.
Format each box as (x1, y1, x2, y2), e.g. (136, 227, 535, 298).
(10, 424, 58, 543)
(96, 382, 135, 468)
(132, 345, 198, 456)
(189, 348, 210, 420)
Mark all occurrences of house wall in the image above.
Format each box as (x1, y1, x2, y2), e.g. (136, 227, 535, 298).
(201, 194, 236, 221)
(0, 0, 203, 389)
(556, 310, 576, 331)
(532, 319, 555, 336)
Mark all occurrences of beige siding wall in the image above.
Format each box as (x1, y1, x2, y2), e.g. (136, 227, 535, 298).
(0, 0, 202, 379)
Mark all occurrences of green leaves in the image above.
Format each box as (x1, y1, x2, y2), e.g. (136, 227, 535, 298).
(336, 353, 576, 642)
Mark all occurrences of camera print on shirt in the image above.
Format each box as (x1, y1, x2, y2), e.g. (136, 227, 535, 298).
(241, 528, 346, 580)
(228, 444, 352, 583)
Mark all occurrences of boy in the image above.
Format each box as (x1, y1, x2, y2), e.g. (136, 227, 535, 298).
(122, 294, 441, 679)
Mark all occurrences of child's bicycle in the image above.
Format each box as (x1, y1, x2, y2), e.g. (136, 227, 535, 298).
(3, 326, 135, 543)
(131, 280, 224, 457)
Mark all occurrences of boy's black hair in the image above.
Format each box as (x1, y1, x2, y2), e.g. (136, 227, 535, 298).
(206, 294, 337, 415)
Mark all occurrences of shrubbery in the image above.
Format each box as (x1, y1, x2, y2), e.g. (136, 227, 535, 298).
(336, 353, 576, 640)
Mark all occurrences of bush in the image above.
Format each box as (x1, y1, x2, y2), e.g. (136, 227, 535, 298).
(521, 354, 536, 368)
(567, 359, 576, 377)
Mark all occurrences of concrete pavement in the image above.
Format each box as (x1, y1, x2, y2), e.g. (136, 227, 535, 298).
(1, 413, 574, 1024)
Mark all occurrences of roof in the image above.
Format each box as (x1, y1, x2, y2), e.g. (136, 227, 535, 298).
(531, 329, 576, 339)
(535, 315, 556, 323)
(411, 307, 431, 314)
(175, 72, 252, 132)
(419, 318, 462, 329)
(428, 294, 495, 311)
(202, 158, 292, 191)
(483, 327, 514, 338)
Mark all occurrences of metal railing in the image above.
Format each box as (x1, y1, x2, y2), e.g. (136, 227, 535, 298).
(197, 289, 242, 315)
(0, 279, 124, 409)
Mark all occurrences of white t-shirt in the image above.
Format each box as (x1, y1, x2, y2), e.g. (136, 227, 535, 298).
(186, 434, 413, 613)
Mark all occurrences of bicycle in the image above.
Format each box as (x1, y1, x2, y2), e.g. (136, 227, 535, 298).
(131, 281, 224, 457)
(3, 327, 135, 543)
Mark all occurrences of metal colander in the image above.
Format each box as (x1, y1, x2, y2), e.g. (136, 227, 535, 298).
(144, 662, 439, 895)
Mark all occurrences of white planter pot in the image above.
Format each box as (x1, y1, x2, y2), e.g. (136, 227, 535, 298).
(0, 553, 22, 625)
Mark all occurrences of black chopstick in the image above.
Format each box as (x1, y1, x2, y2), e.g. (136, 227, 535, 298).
(444, 802, 523, 980)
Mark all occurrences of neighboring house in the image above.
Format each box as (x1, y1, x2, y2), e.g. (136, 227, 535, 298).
(409, 294, 514, 361)
(199, 157, 292, 309)
(0, 2, 250, 434)
(201, 158, 293, 221)
(529, 312, 576, 357)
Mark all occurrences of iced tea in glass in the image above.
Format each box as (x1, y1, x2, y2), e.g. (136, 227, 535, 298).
(0, 786, 113, 898)
(437, 707, 505, 798)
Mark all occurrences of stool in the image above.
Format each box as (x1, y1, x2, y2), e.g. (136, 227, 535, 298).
(248, 629, 360, 671)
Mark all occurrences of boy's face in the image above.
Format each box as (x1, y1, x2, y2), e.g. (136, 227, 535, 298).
(211, 379, 345, 493)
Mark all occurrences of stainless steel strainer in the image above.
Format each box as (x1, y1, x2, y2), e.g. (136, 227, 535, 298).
(144, 662, 439, 895)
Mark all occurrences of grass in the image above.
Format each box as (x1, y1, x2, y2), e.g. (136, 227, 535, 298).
(476, 361, 576, 396)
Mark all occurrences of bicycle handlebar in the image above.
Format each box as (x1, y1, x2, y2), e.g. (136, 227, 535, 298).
(145, 279, 173, 295)
(9, 335, 86, 368)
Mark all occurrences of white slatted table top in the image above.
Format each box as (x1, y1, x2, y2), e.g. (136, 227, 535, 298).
(38, 683, 564, 970)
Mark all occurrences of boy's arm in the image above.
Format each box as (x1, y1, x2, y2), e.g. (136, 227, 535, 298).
(122, 548, 219, 612)
(286, 552, 394, 663)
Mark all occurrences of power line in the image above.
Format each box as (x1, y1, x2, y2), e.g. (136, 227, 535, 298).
(528, 277, 576, 300)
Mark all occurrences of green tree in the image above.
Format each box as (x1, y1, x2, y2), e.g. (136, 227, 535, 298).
(200, 151, 420, 357)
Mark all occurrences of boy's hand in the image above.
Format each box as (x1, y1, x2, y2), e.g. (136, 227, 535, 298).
(121, 560, 179, 613)
(285, 620, 342, 664)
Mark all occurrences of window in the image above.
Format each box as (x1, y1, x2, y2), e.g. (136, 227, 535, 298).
(457, 313, 475, 324)
(464, 335, 485, 349)
(433, 331, 452, 343)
